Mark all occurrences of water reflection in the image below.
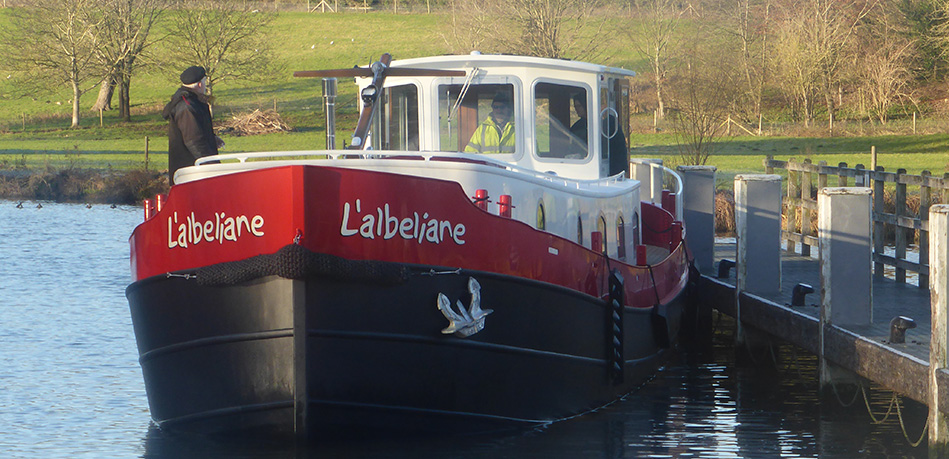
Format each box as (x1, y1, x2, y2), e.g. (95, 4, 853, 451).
(138, 322, 928, 458)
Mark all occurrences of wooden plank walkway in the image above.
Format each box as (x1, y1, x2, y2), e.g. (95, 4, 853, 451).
(713, 241, 931, 359)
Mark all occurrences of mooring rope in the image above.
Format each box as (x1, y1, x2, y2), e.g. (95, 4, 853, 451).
(860, 385, 929, 447)
(894, 393, 929, 448)
(861, 385, 896, 422)
(828, 375, 861, 408)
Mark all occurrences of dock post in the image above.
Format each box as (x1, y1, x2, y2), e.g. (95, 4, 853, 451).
(817, 188, 872, 394)
(818, 188, 872, 326)
(734, 175, 782, 344)
(929, 205, 949, 455)
(677, 165, 717, 275)
(630, 159, 663, 205)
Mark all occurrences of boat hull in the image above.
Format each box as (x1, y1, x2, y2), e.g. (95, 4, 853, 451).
(127, 248, 685, 438)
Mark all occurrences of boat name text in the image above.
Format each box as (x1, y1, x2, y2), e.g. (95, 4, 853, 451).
(341, 199, 466, 245)
(167, 211, 264, 248)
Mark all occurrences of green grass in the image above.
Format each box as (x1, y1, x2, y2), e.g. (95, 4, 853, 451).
(1, 9, 948, 184)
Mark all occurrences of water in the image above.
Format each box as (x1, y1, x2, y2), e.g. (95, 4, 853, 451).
(0, 201, 929, 458)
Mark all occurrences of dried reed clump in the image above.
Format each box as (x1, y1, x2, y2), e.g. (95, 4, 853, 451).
(218, 109, 292, 136)
(0, 168, 168, 204)
(715, 190, 736, 236)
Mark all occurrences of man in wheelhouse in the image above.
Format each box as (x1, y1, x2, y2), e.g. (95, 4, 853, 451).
(465, 92, 515, 154)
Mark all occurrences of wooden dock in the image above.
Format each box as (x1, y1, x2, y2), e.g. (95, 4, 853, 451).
(668, 165, 949, 456)
(703, 242, 932, 402)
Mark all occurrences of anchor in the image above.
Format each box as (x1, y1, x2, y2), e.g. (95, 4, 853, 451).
(437, 277, 493, 338)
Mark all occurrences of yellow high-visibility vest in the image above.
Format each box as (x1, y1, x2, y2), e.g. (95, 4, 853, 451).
(465, 116, 515, 153)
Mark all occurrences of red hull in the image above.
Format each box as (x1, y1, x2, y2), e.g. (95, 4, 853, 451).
(131, 165, 688, 309)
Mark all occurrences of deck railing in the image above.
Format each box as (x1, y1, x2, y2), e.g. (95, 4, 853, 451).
(765, 155, 949, 288)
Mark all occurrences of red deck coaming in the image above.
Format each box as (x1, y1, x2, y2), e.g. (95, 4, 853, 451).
(130, 166, 687, 308)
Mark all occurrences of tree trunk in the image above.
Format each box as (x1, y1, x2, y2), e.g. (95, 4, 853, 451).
(654, 56, 664, 119)
(91, 75, 115, 112)
(71, 81, 81, 128)
(118, 74, 131, 122)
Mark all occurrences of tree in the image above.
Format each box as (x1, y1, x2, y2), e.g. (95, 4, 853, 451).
(1, 0, 104, 128)
(667, 5, 737, 165)
(628, 0, 683, 121)
(852, 2, 916, 123)
(782, 0, 875, 129)
(711, 0, 774, 128)
(90, 0, 166, 122)
(771, 8, 822, 125)
(164, 0, 277, 97)
(898, 0, 947, 81)
(443, 0, 608, 60)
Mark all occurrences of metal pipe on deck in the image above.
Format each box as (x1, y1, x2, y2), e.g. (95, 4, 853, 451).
(322, 78, 337, 150)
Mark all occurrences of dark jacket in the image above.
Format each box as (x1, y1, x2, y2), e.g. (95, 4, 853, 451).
(162, 87, 217, 184)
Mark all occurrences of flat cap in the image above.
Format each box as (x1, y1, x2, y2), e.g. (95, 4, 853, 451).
(180, 66, 206, 85)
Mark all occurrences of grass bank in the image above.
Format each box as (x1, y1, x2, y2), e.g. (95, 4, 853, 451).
(1, 11, 948, 204)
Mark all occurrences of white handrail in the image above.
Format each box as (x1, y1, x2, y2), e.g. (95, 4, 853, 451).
(628, 158, 684, 222)
(193, 149, 629, 189)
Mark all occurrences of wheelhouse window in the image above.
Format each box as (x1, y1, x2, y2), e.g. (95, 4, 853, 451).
(438, 83, 516, 154)
(534, 83, 588, 160)
(373, 84, 419, 151)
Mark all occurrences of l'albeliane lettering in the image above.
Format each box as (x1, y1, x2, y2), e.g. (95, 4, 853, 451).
(340, 199, 466, 245)
(168, 211, 264, 248)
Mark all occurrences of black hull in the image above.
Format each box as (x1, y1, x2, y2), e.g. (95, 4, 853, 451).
(127, 254, 686, 439)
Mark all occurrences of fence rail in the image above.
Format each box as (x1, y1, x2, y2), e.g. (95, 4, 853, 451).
(764, 155, 949, 288)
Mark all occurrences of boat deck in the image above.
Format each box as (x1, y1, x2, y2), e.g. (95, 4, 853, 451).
(645, 245, 670, 265)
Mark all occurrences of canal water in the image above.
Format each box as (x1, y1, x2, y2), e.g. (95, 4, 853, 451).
(0, 201, 929, 458)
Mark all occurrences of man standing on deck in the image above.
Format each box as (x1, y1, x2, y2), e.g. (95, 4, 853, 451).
(162, 66, 223, 185)
(465, 92, 515, 154)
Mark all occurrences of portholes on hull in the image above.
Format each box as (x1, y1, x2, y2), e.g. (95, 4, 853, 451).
(537, 201, 546, 230)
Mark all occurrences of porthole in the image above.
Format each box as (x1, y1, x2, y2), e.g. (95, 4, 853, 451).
(537, 201, 546, 230)
(597, 215, 607, 253)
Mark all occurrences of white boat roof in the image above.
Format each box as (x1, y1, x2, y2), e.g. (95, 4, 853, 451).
(391, 53, 636, 78)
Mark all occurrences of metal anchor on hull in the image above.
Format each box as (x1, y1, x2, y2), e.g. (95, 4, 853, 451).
(437, 277, 493, 337)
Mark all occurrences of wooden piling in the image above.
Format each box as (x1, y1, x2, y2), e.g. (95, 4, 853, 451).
(735, 174, 783, 342)
(677, 165, 717, 275)
(818, 187, 873, 395)
(930, 205, 949, 455)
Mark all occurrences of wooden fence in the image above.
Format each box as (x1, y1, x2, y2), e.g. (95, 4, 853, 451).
(764, 155, 949, 288)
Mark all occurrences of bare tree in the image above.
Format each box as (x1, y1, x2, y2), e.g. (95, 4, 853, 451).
(711, 0, 774, 127)
(851, 3, 916, 123)
(89, 0, 166, 122)
(443, 0, 494, 53)
(443, 0, 608, 60)
(1, 0, 104, 128)
(667, 6, 737, 165)
(628, 0, 683, 121)
(771, 5, 824, 125)
(781, 0, 875, 129)
(164, 0, 277, 97)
